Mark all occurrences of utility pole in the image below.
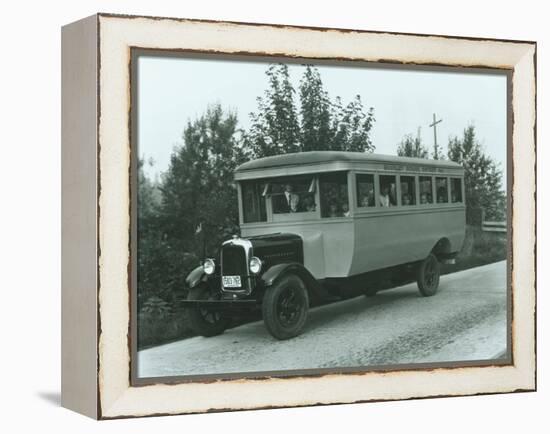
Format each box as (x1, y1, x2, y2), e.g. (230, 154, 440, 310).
(429, 113, 443, 159)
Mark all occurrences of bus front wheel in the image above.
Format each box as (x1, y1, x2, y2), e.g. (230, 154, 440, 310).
(416, 253, 440, 297)
(262, 274, 309, 340)
(187, 285, 229, 337)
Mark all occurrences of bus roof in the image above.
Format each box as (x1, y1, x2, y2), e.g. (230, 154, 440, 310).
(235, 151, 463, 180)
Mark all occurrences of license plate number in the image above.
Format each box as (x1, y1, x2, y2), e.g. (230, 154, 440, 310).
(222, 275, 241, 288)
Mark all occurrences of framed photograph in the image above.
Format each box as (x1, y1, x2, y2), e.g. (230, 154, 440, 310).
(61, 13, 536, 419)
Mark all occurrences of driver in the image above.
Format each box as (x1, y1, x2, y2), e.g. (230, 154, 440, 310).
(276, 183, 300, 213)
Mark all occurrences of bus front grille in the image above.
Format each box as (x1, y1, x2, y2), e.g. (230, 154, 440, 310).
(221, 243, 249, 292)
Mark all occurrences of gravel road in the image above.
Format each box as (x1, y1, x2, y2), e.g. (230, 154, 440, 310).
(137, 261, 507, 378)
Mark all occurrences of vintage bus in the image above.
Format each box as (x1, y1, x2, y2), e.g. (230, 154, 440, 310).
(183, 151, 466, 340)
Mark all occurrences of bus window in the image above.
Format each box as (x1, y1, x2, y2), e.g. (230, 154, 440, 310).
(242, 181, 267, 223)
(451, 178, 463, 203)
(356, 174, 375, 208)
(419, 176, 433, 204)
(400, 176, 416, 206)
(379, 175, 397, 207)
(320, 172, 349, 217)
(270, 177, 316, 214)
(436, 177, 449, 203)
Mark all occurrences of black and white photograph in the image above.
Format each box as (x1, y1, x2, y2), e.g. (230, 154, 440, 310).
(133, 53, 510, 380)
(1, 0, 544, 428)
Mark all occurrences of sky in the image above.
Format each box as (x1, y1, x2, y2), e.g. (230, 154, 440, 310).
(137, 55, 508, 183)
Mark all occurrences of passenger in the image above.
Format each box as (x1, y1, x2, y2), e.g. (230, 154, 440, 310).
(304, 196, 316, 212)
(276, 183, 300, 213)
(379, 185, 391, 207)
(290, 192, 300, 211)
(402, 194, 411, 205)
(368, 189, 374, 206)
(342, 203, 350, 217)
(437, 187, 447, 203)
(328, 202, 339, 218)
(360, 188, 375, 207)
(420, 193, 428, 204)
(390, 184, 397, 206)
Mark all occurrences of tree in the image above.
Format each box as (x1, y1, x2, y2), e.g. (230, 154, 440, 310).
(331, 95, 375, 152)
(397, 128, 429, 158)
(299, 65, 332, 151)
(247, 64, 301, 157)
(447, 125, 505, 221)
(248, 64, 375, 157)
(158, 104, 246, 294)
(137, 158, 171, 307)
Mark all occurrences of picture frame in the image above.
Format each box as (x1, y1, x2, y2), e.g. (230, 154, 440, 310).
(61, 13, 536, 419)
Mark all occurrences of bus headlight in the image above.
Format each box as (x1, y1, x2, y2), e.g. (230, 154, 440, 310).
(203, 258, 215, 275)
(249, 256, 262, 275)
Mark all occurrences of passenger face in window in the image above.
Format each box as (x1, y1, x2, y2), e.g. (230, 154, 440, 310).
(342, 203, 350, 217)
(304, 195, 316, 212)
(402, 194, 411, 205)
(359, 188, 374, 207)
(420, 193, 428, 204)
(328, 202, 339, 217)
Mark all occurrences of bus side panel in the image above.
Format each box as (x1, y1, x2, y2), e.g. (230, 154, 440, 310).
(317, 221, 355, 278)
(349, 208, 465, 275)
(242, 221, 355, 279)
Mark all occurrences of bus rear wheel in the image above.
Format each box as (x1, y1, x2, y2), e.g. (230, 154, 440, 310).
(262, 274, 309, 340)
(416, 253, 440, 297)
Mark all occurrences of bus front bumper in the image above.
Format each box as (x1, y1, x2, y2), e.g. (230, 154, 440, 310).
(178, 299, 258, 308)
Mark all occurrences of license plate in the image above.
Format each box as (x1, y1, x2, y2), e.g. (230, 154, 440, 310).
(222, 275, 242, 288)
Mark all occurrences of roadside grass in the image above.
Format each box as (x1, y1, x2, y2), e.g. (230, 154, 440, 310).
(138, 225, 507, 350)
(138, 311, 194, 351)
(441, 225, 507, 275)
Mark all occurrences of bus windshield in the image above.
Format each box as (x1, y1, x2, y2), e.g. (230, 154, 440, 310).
(241, 176, 317, 223)
(270, 176, 316, 214)
(241, 181, 268, 223)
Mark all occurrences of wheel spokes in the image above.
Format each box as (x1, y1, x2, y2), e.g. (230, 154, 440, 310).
(277, 287, 302, 326)
(199, 295, 222, 324)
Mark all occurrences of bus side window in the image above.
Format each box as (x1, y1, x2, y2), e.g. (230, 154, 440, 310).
(400, 176, 416, 206)
(451, 178, 463, 203)
(356, 174, 375, 208)
(320, 172, 349, 217)
(419, 176, 433, 204)
(436, 177, 449, 203)
(379, 175, 397, 207)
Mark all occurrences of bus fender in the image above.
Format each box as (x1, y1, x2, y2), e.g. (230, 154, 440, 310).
(260, 262, 326, 301)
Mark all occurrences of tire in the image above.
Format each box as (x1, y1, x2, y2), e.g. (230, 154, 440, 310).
(262, 274, 309, 340)
(416, 253, 441, 297)
(187, 285, 229, 337)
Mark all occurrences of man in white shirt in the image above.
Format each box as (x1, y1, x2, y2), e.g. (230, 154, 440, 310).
(379, 185, 391, 207)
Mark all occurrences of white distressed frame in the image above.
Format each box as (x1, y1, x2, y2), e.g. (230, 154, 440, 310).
(62, 13, 536, 419)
